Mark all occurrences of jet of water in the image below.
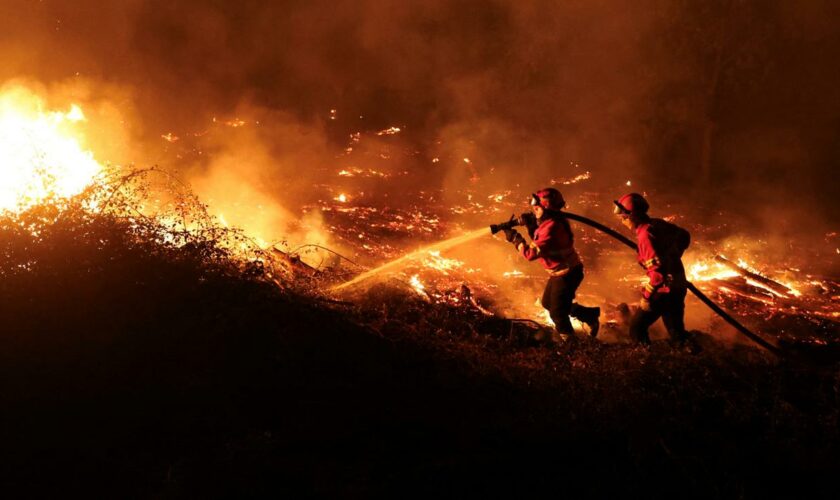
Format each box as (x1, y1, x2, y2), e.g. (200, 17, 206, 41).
(331, 228, 490, 292)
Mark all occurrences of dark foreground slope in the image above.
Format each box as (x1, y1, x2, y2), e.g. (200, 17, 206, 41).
(0, 209, 838, 499)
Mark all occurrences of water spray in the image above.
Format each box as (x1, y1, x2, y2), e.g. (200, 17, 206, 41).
(330, 228, 488, 292)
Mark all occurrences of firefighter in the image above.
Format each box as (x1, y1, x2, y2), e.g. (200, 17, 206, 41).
(613, 193, 692, 347)
(503, 188, 601, 340)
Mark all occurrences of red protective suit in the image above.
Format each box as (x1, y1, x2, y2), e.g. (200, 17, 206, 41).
(516, 212, 582, 274)
(634, 219, 690, 299)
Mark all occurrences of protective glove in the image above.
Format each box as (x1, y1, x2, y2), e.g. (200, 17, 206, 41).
(504, 229, 526, 247)
(639, 297, 653, 312)
(518, 212, 539, 239)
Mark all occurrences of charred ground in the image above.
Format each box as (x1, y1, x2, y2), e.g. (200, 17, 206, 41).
(0, 200, 837, 499)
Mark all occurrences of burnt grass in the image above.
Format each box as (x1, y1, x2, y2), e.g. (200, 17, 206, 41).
(1, 207, 839, 499)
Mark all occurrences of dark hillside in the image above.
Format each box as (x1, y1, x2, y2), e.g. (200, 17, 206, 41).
(0, 203, 838, 499)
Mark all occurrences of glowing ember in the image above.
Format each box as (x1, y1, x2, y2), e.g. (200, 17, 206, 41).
(536, 300, 555, 327)
(334, 193, 348, 203)
(688, 261, 739, 282)
(688, 255, 804, 298)
(488, 191, 513, 203)
(337, 167, 391, 178)
(552, 171, 592, 185)
(0, 88, 103, 213)
(409, 274, 427, 297)
(213, 117, 246, 128)
(421, 250, 464, 275)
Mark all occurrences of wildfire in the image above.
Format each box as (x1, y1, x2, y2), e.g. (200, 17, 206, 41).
(421, 250, 464, 275)
(551, 171, 592, 185)
(687, 261, 739, 282)
(409, 274, 427, 298)
(376, 126, 402, 136)
(688, 255, 803, 298)
(337, 167, 391, 178)
(0, 88, 103, 213)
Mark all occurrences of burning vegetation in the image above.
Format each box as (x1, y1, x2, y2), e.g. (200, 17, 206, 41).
(1, 1, 839, 496)
(0, 81, 838, 497)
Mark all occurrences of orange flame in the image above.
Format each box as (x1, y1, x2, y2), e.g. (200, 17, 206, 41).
(0, 87, 103, 212)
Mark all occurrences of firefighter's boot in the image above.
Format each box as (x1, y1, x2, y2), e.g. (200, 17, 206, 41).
(575, 306, 601, 338)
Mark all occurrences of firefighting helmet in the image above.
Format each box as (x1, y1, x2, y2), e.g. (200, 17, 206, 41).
(531, 188, 565, 210)
(613, 192, 649, 216)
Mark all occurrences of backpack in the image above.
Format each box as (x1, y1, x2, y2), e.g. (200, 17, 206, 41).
(650, 219, 691, 258)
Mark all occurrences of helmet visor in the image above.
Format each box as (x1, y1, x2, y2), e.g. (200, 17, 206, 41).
(613, 200, 632, 216)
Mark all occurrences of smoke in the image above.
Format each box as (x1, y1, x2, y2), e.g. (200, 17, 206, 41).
(1, 1, 838, 262)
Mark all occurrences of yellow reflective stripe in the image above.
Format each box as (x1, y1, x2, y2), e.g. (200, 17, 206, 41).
(529, 242, 541, 255)
(643, 258, 660, 269)
(644, 283, 657, 293)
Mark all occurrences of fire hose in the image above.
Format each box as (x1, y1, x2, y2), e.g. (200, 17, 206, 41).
(491, 212, 783, 357)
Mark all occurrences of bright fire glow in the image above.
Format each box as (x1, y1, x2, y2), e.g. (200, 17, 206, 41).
(536, 299, 555, 327)
(688, 256, 803, 297)
(687, 261, 739, 282)
(421, 250, 463, 275)
(409, 274, 426, 297)
(0, 88, 102, 212)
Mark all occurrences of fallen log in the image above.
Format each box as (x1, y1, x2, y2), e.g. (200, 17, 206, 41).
(708, 277, 777, 304)
(713, 255, 794, 296)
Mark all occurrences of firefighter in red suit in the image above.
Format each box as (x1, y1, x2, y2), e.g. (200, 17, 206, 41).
(613, 193, 691, 346)
(503, 188, 600, 339)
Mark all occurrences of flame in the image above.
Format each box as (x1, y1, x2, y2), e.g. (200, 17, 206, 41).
(421, 250, 463, 275)
(0, 88, 103, 212)
(337, 167, 390, 178)
(688, 256, 803, 298)
(536, 299, 555, 327)
(409, 274, 427, 297)
(687, 261, 739, 282)
(376, 126, 401, 136)
(551, 171, 592, 185)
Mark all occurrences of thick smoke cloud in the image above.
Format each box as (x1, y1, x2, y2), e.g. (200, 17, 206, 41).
(1, 0, 839, 228)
